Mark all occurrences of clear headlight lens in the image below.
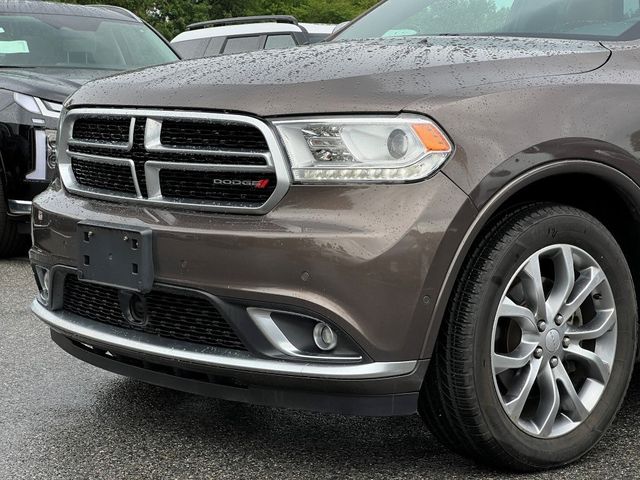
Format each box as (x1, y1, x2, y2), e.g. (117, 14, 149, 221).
(45, 129, 58, 169)
(13, 92, 62, 118)
(274, 115, 453, 183)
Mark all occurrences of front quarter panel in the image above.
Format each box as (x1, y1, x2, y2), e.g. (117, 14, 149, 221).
(406, 47, 640, 358)
(407, 47, 640, 199)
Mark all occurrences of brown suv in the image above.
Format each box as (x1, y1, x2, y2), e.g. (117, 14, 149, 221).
(30, 0, 640, 472)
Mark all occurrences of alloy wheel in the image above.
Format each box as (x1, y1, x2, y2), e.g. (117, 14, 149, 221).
(491, 244, 617, 438)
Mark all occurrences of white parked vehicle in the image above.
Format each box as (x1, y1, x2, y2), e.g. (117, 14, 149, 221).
(171, 15, 336, 59)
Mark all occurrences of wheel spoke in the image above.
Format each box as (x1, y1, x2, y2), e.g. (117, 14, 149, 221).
(536, 363, 561, 437)
(497, 297, 538, 332)
(565, 344, 611, 383)
(560, 266, 606, 320)
(554, 361, 589, 422)
(504, 358, 543, 423)
(492, 341, 538, 374)
(566, 308, 616, 341)
(520, 253, 547, 320)
(546, 246, 575, 320)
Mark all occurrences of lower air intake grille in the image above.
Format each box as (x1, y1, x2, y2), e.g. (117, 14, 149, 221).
(62, 276, 247, 351)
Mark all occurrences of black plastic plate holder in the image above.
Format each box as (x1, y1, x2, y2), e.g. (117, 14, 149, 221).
(77, 221, 154, 293)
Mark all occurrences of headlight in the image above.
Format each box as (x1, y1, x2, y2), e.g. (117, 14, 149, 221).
(45, 129, 58, 169)
(13, 92, 62, 119)
(274, 115, 453, 183)
(26, 128, 58, 181)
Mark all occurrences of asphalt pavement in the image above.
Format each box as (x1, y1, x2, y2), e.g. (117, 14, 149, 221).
(1, 258, 639, 479)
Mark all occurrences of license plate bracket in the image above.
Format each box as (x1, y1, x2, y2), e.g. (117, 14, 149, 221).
(77, 222, 154, 293)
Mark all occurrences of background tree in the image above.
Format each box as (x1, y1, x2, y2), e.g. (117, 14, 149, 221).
(246, 0, 377, 24)
(401, 0, 508, 35)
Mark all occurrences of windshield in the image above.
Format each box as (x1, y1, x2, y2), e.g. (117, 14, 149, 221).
(336, 0, 640, 41)
(0, 13, 177, 69)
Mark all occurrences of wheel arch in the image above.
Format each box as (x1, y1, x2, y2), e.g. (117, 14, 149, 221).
(421, 159, 640, 360)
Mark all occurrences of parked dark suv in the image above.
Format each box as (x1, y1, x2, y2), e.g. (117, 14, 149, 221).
(0, 1, 177, 256)
(30, 0, 640, 471)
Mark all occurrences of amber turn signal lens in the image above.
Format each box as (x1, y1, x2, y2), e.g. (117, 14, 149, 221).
(412, 123, 452, 152)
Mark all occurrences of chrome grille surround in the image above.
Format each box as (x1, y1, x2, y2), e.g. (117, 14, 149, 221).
(58, 108, 291, 214)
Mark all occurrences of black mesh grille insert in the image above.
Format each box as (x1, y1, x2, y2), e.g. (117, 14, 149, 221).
(63, 276, 247, 351)
(159, 170, 277, 204)
(71, 157, 136, 195)
(160, 120, 269, 152)
(72, 118, 130, 144)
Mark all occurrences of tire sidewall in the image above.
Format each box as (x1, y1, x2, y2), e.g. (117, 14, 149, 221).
(472, 212, 637, 468)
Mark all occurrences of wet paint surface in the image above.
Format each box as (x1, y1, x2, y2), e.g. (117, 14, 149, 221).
(67, 36, 609, 116)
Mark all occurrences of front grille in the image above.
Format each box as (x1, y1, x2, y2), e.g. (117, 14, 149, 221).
(68, 123, 269, 198)
(71, 157, 136, 195)
(60, 110, 286, 213)
(62, 276, 247, 351)
(72, 117, 130, 144)
(160, 170, 277, 204)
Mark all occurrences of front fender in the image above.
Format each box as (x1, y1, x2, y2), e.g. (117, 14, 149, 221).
(418, 158, 640, 360)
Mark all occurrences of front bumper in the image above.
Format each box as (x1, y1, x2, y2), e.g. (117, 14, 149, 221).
(33, 300, 416, 379)
(30, 173, 472, 415)
(34, 300, 428, 416)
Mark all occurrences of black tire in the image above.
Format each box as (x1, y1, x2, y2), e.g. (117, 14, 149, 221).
(0, 181, 28, 258)
(419, 203, 637, 471)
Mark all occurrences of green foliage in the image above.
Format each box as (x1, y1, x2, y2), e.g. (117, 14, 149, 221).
(52, 0, 379, 39)
(246, 0, 378, 24)
(399, 0, 510, 34)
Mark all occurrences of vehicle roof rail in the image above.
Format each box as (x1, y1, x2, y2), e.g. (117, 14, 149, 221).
(187, 15, 299, 31)
(93, 5, 141, 22)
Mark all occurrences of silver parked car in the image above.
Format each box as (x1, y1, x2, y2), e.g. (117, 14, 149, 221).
(171, 15, 336, 59)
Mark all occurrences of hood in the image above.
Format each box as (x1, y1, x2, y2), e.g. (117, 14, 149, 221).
(0, 67, 120, 103)
(67, 37, 610, 116)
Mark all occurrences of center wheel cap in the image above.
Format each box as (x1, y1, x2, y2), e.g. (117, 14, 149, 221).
(545, 329, 562, 352)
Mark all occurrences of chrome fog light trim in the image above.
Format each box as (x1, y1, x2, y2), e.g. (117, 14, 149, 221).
(247, 308, 361, 362)
(34, 266, 51, 306)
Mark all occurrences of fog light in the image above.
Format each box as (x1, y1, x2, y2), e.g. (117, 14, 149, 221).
(313, 322, 338, 351)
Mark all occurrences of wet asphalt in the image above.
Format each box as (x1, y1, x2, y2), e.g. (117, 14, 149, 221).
(1, 258, 639, 479)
